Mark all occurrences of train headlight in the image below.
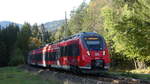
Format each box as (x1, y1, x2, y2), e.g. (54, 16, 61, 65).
(103, 51, 106, 56)
(87, 51, 90, 56)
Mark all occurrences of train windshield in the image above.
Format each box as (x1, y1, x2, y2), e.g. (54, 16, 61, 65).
(84, 37, 103, 50)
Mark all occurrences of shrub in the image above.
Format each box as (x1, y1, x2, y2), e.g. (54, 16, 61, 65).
(9, 48, 25, 66)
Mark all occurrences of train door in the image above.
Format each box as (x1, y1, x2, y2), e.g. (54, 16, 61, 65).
(56, 46, 61, 66)
(68, 43, 80, 66)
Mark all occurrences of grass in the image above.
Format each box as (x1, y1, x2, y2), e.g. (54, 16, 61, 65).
(108, 68, 150, 81)
(129, 68, 150, 74)
(0, 67, 60, 84)
(1, 66, 150, 84)
(119, 72, 150, 81)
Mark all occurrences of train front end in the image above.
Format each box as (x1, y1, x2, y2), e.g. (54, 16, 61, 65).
(79, 32, 110, 71)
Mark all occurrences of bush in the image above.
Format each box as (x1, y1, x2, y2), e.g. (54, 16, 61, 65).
(9, 48, 25, 66)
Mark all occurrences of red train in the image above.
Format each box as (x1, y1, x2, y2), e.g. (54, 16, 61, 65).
(28, 32, 111, 72)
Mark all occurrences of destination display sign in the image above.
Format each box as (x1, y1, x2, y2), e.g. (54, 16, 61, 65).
(84, 37, 99, 40)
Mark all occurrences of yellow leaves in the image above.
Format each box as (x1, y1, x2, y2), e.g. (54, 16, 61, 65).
(29, 37, 41, 48)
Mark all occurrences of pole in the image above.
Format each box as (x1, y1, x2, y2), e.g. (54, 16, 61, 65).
(65, 11, 68, 37)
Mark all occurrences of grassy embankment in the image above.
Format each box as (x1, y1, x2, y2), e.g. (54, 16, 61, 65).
(0, 66, 150, 84)
(109, 67, 150, 81)
(0, 67, 60, 84)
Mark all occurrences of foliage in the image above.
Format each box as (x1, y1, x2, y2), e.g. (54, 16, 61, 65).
(54, 0, 108, 39)
(29, 37, 42, 49)
(32, 23, 39, 38)
(68, 1, 88, 34)
(0, 22, 52, 67)
(102, 0, 150, 69)
(53, 27, 65, 41)
(17, 23, 32, 55)
(9, 48, 25, 66)
(0, 42, 7, 66)
(0, 24, 20, 66)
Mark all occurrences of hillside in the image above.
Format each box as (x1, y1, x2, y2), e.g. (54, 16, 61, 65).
(0, 21, 22, 28)
(44, 20, 65, 31)
(0, 20, 64, 31)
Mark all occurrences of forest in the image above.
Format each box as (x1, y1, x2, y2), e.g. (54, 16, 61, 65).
(0, 23, 52, 66)
(0, 0, 150, 70)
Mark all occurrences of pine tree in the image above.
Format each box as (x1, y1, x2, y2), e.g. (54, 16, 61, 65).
(32, 23, 39, 38)
(17, 23, 32, 63)
(0, 42, 7, 66)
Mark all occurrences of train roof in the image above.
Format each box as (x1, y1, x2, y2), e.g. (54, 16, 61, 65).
(35, 32, 103, 47)
(29, 32, 104, 52)
(53, 32, 103, 44)
(74, 32, 101, 37)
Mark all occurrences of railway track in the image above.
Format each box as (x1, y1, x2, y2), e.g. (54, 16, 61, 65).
(20, 65, 150, 84)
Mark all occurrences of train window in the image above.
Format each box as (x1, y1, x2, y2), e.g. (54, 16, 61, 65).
(72, 44, 80, 56)
(48, 52, 52, 61)
(52, 52, 57, 60)
(34, 54, 37, 61)
(67, 45, 73, 56)
(84, 37, 103, 50)
(60, 46, 66, 57)
(86, 40, 100, 45)
(39, 54, 42, 61)
(59, 44, 80, 57)
(56, 48, 61, 59)
(48, 52, 57, 61)
(45, 52, 49, 61)
(35, 53, 43, 61)
(66, 44, 80, 56)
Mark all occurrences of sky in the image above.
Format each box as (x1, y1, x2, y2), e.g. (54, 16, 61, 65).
(0, 0, 90, 24)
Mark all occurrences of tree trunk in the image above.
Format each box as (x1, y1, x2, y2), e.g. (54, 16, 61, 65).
(137, 60, 147, 69)
(133, 59, 138, 69)
(134, 59, 147, 69)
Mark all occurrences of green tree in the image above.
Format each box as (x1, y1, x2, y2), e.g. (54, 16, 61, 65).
(17, 23, 32, 63)
(68, 1, 88, 34)
(102, 0, 150, 69)
(32, 23, 39, 38)
(54, 26, 65, 41)
(0, 24, 20, 66)
(0, 42, 7, 66)
(39, 24, 52, 44)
